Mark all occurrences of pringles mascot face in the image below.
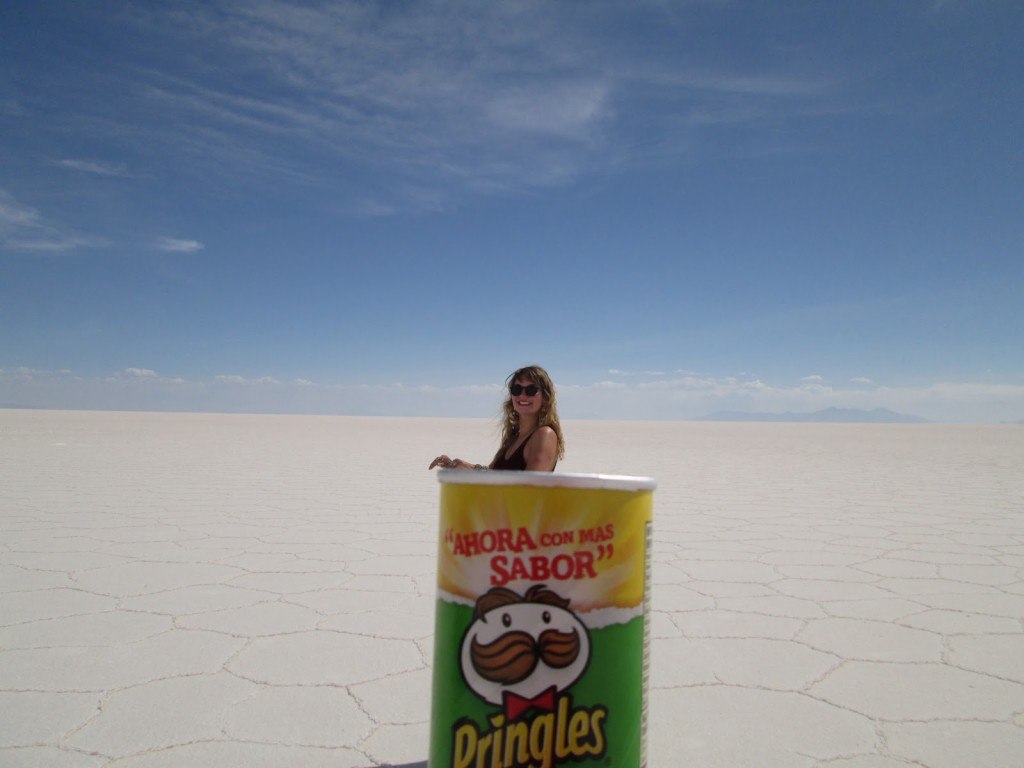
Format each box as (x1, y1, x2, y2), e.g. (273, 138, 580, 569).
(459, 584, 591, 720)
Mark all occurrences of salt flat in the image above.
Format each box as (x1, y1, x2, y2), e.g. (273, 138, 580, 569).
(1, 410, 1022, 767)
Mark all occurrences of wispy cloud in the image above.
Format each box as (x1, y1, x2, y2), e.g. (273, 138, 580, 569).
(483, 81, 610, 138)
(352, 199, 399, 218)
(608, 369, 670, 377)
(155, 236, 205, 253)
(116, 1, 841, 208)
(0, 188, 105, 253)
(54, 158, 133, 177)
(0, 190, 41, 232)
(651, 69, 832, 98)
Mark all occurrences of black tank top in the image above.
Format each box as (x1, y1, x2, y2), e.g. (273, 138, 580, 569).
(490, 429, 557, 471)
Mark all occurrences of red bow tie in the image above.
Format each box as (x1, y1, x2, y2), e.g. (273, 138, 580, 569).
(503, 686, 557, 720)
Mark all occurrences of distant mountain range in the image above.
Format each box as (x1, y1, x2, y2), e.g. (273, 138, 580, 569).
(699, 407, 929, 424)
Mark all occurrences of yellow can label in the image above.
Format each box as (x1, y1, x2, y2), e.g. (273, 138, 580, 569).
(439, 484, 651, 611)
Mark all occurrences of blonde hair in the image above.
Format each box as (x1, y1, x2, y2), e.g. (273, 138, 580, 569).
(496, 365, 565, 460)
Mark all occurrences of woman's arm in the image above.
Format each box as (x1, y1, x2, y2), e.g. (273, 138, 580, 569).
(523, 426, 558, 471)
(428, 455, 484, 470)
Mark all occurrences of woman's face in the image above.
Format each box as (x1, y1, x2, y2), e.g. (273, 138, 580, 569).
(510, 376, 544, 419)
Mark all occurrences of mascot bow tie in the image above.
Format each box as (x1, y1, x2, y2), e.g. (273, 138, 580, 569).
(503, 686, 557, 720)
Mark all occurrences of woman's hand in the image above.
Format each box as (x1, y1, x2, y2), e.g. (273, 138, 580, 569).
(429, 454, 459, 469)
(430, 455, 485, 470)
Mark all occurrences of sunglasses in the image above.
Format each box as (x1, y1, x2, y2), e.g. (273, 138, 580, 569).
(510, 383, 542, 397)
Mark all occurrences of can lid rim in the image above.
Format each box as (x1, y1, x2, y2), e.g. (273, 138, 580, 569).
(437, 470, 657, 491)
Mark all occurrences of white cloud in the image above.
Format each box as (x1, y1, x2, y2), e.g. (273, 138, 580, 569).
(214, 375, 281, 385)
(1, 367, 39, 382)
(353, 199, 398, 218)
(54, 159, 132, 177)
(105, 368, 186, 385)
(155, 237, 204, 253)
(851, 376, 873, 385)
(666, 71, 830, 98)
(484, 81, 609, 138)
(4, 367, 1023, 423)
(124, 368, 158, 378)
(608, 369, 669, 377)
(560, 375, 1024, 423)
(801, 374, 825, 383)
(0, 190, 41, 231)
(0, 188, 104, 253)
(6, 235, 106, 252)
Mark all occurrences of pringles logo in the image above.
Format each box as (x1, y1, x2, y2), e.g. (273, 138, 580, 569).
(454, 585, 607, 768)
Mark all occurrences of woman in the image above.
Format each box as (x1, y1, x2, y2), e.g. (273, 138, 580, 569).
(429, 365, 565, 472)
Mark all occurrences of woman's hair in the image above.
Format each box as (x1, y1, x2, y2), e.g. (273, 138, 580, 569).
(497, 365, 565, 459)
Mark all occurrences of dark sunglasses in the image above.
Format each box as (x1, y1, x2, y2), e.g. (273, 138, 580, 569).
(510, 383, 542, 397)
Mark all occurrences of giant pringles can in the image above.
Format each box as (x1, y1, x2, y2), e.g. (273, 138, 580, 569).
(429, 471, 655, 768)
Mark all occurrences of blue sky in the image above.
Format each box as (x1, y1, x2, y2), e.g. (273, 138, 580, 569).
(1, 0, 1021, 422)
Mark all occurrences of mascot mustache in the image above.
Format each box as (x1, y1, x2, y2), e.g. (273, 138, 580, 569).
(470, 628, 580, 684)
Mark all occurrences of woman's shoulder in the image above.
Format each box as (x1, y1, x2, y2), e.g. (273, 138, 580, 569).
(530, 425, 558, 443)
